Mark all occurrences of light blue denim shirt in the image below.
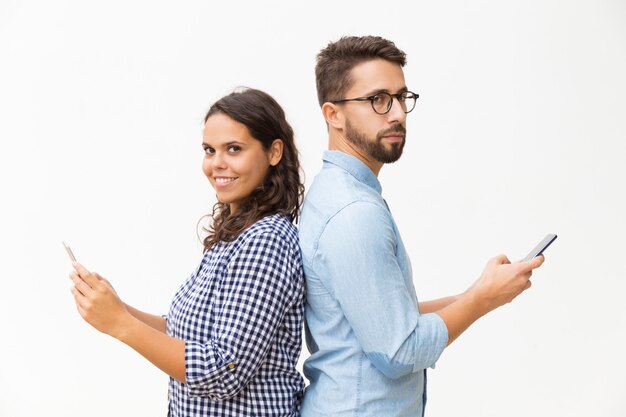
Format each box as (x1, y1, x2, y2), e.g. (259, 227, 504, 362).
(299, 150, 449, 417)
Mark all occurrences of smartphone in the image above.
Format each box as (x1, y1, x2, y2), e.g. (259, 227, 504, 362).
(62, 241, 77, 263)
(522, 234, 557, 262)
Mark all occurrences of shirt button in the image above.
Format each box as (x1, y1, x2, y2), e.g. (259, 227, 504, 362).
(228, 363, 235, 369)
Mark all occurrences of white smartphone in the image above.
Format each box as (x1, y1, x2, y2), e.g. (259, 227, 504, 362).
(522, 234, 557, 262)
(62, 241, 77, 262)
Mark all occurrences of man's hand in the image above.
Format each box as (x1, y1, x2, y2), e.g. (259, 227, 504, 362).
(436, 254, 546, 346)
(468, 254, 544, 316)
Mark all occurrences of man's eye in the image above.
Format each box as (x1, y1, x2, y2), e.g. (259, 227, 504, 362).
(372, 95, 385, 103)
(399, 92, 413, 102)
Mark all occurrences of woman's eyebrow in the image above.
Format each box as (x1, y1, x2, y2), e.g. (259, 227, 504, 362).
(202, 140, 244, 147)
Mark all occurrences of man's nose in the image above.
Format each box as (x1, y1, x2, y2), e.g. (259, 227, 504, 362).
(386, 96, 407, 124)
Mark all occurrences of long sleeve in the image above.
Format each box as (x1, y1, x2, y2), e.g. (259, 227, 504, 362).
(184, 230, 303, 400)
(313, 201, 448, 378)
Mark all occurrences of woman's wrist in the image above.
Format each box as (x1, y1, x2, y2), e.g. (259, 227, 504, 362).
(111, 311, 137, 342)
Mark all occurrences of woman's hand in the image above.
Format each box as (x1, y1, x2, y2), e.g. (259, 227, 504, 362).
(69, 262, 131, 339)
(68, 263, 186, 381)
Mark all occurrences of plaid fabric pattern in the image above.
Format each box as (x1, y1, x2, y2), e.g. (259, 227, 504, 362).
(166, 214, 305, 416)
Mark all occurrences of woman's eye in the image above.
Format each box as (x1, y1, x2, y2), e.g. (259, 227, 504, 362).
(227, 145, 241, 152)
(204, 147, 215, 155)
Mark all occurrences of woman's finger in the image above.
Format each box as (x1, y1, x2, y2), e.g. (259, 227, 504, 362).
(73, 298, 88, 320)
(70, 286, 88, 310)
(98, 276, 112, 287)
(72, 262, 101, 289)
(99, 277, 116, 293)
(70, 272, 94, 297)
(74, 278, 94, 297)
(72, 261, 90, 275)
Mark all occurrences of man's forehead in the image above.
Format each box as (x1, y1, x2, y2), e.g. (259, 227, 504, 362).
(347, 59, 407, 95)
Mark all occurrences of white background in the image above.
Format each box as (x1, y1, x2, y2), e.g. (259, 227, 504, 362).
(1, 1, 625, 416)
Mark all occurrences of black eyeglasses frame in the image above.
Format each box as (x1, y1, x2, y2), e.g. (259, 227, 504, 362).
(329, 91, 419, 115)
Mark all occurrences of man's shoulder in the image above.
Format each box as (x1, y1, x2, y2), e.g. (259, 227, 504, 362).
(299, 167, 392, 258)
(304, 164, 383, 214)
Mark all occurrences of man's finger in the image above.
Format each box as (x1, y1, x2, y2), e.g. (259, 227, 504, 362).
(493, 254, 510, 265)
(520, 254, 545, 271)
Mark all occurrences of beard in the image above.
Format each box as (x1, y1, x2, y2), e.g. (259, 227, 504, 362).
(345, 119, 406, 163)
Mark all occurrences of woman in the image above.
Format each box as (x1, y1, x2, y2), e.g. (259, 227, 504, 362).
(69, 88, 306, 416)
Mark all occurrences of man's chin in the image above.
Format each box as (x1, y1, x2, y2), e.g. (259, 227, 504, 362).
(375, 142, 404, 163)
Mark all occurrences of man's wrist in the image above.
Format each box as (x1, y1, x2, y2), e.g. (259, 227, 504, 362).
(457, 287, 489, 320)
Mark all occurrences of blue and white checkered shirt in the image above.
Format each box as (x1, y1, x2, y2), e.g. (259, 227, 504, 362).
(166, 214, 305, 416)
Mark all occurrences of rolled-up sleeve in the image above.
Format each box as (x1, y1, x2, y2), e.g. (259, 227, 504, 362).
(315, 202, 448, 378)
(184, 231, 302, 399)
(185, 340, 240, 399)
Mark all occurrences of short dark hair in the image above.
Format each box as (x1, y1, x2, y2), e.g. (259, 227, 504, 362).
(315, 36, 407, 107)
(202, 88, 304, 250)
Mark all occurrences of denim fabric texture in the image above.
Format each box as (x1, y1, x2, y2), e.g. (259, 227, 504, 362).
(299, 151, 448, 417)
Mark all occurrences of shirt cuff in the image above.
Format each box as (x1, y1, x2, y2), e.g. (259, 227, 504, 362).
(413, 312, 449, 371)
(185, 340, 240, 400)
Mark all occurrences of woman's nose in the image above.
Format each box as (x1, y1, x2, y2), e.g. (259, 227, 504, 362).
(211, 152, 227, 170)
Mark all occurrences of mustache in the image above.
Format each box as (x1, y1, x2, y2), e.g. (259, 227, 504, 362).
(378, 125, 406, 138)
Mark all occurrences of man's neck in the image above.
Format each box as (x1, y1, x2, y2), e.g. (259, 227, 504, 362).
(328, 134, 383, 177)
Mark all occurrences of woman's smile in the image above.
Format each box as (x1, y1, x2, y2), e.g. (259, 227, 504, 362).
(213, 176, 239, 187)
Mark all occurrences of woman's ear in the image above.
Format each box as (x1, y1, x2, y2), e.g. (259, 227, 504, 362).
(268, 139, 284, 166)
(321, 102, 344, 130)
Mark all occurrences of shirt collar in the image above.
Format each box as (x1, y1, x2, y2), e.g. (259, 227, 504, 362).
(323, 150, 382, 195)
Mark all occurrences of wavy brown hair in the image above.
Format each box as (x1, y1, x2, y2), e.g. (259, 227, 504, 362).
(201, 88, 304, 251)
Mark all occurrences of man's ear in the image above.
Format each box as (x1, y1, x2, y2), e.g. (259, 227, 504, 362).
(268, 139, 284, 166)
(321, 102, 344, 131)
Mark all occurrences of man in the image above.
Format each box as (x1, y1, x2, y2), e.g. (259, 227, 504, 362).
(298, 36, 545, 417)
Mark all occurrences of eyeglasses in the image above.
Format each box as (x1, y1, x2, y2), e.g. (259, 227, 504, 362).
(329, 91, 419, 115)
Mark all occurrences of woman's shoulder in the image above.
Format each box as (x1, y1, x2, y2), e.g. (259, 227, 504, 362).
(225, 215, 303, 279)
(237, 213, 298, 248)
